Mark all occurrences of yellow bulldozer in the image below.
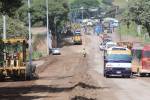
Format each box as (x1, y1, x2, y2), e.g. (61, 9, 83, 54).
(0, 38, 36, 80)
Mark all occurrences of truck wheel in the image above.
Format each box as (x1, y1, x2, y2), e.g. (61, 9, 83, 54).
(105, 75, 109, 78)
(26, 65, 33, 80)
(0, 76, 5, 81)
(11, 74, 19, 81)
(140, 73, 145, 77)
(104, 73, 106, 77)
(125, 75, 131, 78)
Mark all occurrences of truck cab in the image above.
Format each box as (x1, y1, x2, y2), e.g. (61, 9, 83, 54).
(104, 49, 132, 78)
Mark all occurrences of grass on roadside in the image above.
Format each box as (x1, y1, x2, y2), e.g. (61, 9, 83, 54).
(118, 22, 150, 43)
(26, 51, 44, 61)
(118, 22, 137, 36)
(32, 51, 43, 60)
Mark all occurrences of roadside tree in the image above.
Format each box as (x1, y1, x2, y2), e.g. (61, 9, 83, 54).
(128, 0, 150, 37)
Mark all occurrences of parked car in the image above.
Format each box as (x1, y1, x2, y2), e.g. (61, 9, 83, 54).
(51, 48, 61, 55)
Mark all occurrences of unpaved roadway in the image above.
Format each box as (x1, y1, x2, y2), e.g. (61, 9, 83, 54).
(0, 29, 150, 100)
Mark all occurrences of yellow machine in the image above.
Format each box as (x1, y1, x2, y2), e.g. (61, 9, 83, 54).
(73, 34, 82, 44)
(73, 30, 82, 45)
(0, 38, 36, 80)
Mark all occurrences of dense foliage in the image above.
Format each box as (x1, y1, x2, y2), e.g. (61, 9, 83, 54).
(0, 16, 28, 38)
(0, 0, 69, 40)
(17, 0, 69, 33)
(70, 0, 100, 9)
(0, 0, 23, 16)
(70, 0, 101, 19)
(0, 0, 27, 38)
(126, 0, 150, 36)
(102, 0, 113, 5)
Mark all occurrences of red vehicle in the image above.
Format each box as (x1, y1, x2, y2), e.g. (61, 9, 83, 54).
(131, 44, 150, 76)
(132, 45, 150, 76)
(141, 45, 150, 76)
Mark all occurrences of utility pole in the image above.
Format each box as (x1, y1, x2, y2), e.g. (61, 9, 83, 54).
(126, 0, 129, 40)
(3, 15, 6, 39)
(28, 0, 32, 72)
(82, 9, 83, 21)
(80, 7, 84, 23)
(119, 22, 122, 41)
(3, 15, 6, 68)
(80, 7, 84, 22)
(74, 9, 77, 23)
(115, 6, 118, 17)
(46, 0, 51, 55)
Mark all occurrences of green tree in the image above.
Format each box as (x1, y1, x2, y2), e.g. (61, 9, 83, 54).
(102, 0, 113, 5)
(0, 16, 28, 38)
(0, 0, 23, 16)
(17, 0, 69, 47)
(71, 0, 100, 9)
(0, 0, 28, 38)
(128, 0, 150, 37)
(70, 0, 101, 19)
(16, 0, 46, 26)
(17, 0, 69, 30)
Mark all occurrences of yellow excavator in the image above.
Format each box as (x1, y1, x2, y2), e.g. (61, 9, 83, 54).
(0, 37, 36, 80)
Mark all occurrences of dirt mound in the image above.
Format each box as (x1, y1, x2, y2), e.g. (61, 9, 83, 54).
(71, 96, 96, 100)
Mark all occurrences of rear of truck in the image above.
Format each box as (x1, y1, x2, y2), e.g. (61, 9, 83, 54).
(140, 45, 150, 76)
(73, 32, 82, 45)
(73, 35, 82, 44)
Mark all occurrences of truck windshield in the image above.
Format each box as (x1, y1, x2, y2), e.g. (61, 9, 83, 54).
(106, 54, 132, 62)
(143, 51, 150, 58)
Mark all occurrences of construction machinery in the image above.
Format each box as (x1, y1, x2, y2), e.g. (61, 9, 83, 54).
(73, 30, 82, 45)
(0, 38, 36, 80)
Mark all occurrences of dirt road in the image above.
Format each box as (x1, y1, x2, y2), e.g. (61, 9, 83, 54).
(0, 29, 150, 100)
